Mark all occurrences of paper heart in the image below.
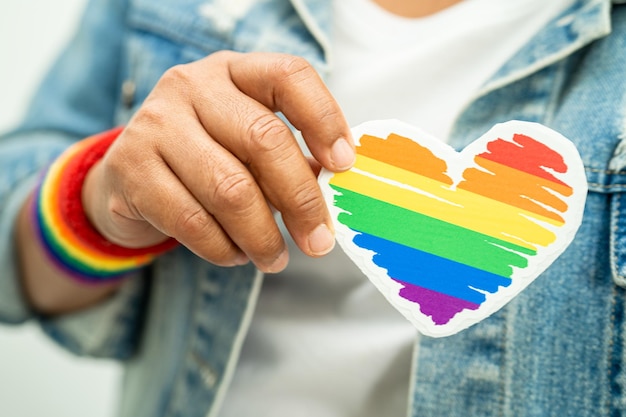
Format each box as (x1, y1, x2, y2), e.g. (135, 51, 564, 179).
(319, 120, 587, 337)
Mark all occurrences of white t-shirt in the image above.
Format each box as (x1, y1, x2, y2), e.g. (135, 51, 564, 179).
(219, 0, 573, 416)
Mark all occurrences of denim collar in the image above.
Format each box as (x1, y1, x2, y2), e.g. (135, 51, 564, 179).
(289, 0, 333, 71)
(479, 0, 611, 99)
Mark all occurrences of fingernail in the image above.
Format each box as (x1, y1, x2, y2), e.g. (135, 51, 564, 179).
(331, 138, 355, 170)
(266, 248, 289, 273)
(234, 252, 249, 266)
(308, 223, 335, 256)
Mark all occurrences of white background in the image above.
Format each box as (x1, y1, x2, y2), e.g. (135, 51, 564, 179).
(0, 1, 122, 416)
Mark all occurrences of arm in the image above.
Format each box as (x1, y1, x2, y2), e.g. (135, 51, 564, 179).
(16, 193, 123, 315)
(15, 50, 355, 315)
(4, 0, 128, 317)
(0, 0, 144, 358)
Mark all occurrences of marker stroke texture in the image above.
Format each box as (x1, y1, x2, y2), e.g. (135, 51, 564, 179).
(322, 120, 586, 337)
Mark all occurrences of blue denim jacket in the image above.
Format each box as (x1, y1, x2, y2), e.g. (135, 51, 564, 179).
(2, 0, 626, 416)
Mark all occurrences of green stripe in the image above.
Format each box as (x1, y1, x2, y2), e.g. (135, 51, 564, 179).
(331, 185, 534, 277)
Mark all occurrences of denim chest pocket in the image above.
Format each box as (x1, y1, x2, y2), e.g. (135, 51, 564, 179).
(559, 118, 626, 289)
(601, 141, 626, 288)
(577, 131, 626, 289)
(115, 0, 326, 123)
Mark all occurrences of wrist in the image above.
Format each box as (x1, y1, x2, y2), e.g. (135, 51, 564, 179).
(33, 127, 179, 284)
(82, 158, 170, 249)
(18, 193, 123, 315)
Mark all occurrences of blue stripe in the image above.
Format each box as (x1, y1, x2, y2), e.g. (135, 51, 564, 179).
(353, 232, 512, 304)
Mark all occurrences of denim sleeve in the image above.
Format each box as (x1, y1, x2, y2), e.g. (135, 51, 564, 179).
(0, 0, 146, 360)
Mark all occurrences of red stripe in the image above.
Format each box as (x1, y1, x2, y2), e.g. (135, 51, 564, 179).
(478, 133, 570, 188)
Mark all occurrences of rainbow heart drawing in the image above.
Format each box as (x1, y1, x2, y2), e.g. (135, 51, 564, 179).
(319, 120, 587, 337)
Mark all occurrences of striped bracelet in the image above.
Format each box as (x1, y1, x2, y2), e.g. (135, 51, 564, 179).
(32, 127, 178, 283)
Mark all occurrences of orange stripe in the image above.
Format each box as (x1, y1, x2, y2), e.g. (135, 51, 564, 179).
(357, 133, 453, 185)
(458, 156, 572, 223)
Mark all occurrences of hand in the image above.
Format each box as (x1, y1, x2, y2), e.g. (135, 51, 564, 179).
(83, 51, 355, 273)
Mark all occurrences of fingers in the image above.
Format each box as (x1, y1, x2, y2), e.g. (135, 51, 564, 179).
(212, 51, 355, 171)
(152, 115, 289, 272)
(135, 167, 250, 268)
(94, 125, 252, 268)
(185, 60, 337, 257)
(90, 51, 350, 272)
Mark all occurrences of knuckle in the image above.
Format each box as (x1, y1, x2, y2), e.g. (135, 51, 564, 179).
(100, 147, 127, 179)
(172, 206, 239, 266)
(160, 64, 193, 89)
(312, 99, 342, 125)
(272, 55, 312, 80)
(259, 233, 285, 257)
(246, 114, 291, 154)
(211, 172, 257, 211)
(173, 206, 214, 239)
(101, 149, 143, 198)
(289, 181, 325, 219)
(203, 243, 238, 266)
(134, 65, 194, 125)
(131, 101, 170, 131)
(244, 229, 285, 270)
(208, 50, 237, 63)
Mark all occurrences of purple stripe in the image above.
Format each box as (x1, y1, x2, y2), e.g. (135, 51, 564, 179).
(393, 279, 480, 325)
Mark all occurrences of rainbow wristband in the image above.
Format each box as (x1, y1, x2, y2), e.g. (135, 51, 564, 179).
(33, 127, 178, 283)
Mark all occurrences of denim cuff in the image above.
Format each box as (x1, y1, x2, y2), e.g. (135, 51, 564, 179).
(0, 174, 38, 323)
(39, 273, 146, 359)
(0, 133, 146, 359)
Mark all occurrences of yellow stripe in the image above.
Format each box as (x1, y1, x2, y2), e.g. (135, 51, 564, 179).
(330, 156, 561, 250)
(354, 154, 564, 228)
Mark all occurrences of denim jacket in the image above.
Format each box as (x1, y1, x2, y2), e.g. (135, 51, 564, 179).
(2, 0, 626, 416)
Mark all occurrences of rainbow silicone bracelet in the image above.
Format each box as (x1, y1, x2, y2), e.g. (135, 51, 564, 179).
(33, 127, 178, 283)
